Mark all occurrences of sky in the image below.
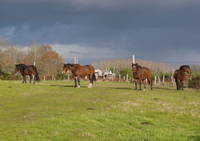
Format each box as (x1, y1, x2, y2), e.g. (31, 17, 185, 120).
(0, 0, 200, 64)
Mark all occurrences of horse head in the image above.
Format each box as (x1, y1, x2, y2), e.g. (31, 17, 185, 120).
(15, 64, 25, 73)
(62, 63, 79, 74)
(132, 63, 142, 72)
(62, 64, 70, 74)
(180, 65, 192, 76)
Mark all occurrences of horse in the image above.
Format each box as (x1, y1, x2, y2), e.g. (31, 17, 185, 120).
(131, 63, 153, 90)
(173, 65, 192, 90)
(62, 63, 96, 88)
(15, 64, 40, 84)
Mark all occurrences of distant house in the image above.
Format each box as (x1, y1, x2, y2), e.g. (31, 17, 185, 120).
(103, 70, 116, 79)
(95, 69, 116, 80)
(95, 69, 103, 77)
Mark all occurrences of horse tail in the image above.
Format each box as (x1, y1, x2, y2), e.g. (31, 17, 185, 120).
(147, 77, 153, 90)
(150, 78, 153, 90)
(92, 73, 96, 82)
(33, 66, 40, 82)
(175, 78, 179, 90)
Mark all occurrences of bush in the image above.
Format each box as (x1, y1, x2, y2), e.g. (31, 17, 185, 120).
(119, 68, 132, 78)
(0, 71, 21, 80)
(188, 72, 200, 89)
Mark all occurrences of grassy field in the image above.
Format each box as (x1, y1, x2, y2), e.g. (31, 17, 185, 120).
(0, 80, 200, 141)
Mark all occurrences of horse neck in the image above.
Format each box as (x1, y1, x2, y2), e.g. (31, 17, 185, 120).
(70, 66, 78, 71)
(132, 68, 141, 77)
(18, 67, 26, 75)
(177, 70, 186, 80)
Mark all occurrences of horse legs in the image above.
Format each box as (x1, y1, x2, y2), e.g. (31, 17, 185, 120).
(33, 75, 36, 84)
(147, 78, 153, 90)
(88, 74, 93, 88)
(181, 81, 184, 90)
(74, 76, 80, 88)
(175, 79, 179, 90)
(29, 75, 33, 83)
(143, 79, 147, 89)
(74, 77, 78, 87)
(77, 77, 80, 87)
(22, 75, 27, 83)
(139, 80, 142, 90)
(134, 80, 137, 90)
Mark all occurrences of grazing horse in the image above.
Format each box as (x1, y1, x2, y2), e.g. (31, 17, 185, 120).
(15, 64, 40, 84)
(174, 65, 192, 90)
(131, 63, 153, 90)
(62, 63, 96, 88)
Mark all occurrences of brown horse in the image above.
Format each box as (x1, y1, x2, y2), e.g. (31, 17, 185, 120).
(15, 64, 40, 84)
(131, 63, 153, 90)
(174, 65, 192, 90)
(62, 63, 96, 88)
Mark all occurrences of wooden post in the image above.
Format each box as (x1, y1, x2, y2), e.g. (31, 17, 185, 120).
(119, 74, 121, 82)
(158, 76, 161, 85)
(126, 74, 129, 82)
(67, 74, 70, 80)
(162, 75, 165, 86)
(171, 74, 174, 87)
(154, 75, 157, 85)
(132, 54, 135, 64)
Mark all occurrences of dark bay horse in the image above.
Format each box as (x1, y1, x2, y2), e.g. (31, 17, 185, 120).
(15, 64, 40, 84)
(174, 65, 192, 90)
(62, 63, 96, 88)
(132, 63, 153, 90)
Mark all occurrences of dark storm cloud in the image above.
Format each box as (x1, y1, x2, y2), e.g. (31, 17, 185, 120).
(0, 0, 200, 64)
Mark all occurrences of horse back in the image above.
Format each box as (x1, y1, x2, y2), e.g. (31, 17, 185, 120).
(133, 67, 151, 80)
(141, 67, 151, 77)
(73, 65, 95, 76)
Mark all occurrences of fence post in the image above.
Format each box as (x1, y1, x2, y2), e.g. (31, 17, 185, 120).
(154, 75, 157, 85)
(171, 73, 175, 87)
(162, 75, 165, 86)
(158, 76, 161, 85)
(67, 74, 70, 80)
(123, 76, 126, 81)
(126, 74, 129, 82)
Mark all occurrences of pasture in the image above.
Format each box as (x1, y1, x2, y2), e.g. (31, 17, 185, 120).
(0, 80, 200, 141)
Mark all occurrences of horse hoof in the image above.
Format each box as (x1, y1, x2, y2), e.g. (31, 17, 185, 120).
(88, 83, 93, 88)
(77, 85, 80, 88)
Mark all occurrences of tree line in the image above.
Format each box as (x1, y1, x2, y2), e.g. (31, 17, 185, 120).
(0, 41, 200, 87)
(0, 41, 64, 80)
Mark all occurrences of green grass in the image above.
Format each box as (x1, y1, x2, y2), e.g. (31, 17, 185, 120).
(0, 80, 200, 141)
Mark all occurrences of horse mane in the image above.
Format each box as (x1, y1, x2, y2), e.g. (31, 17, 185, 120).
(16, 64, 26, 66)
(137, 64, 142, 69)
(179, 65, 190, 70)
(16, 64, 27, 69)
(64, 63, 80, 67)
(132, 63, 142, 69)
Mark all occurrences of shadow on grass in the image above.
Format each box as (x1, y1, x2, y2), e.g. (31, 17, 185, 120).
(190, 135, 200, 141)
(49, 84, 88, 88)
(111, 87, 153, 91)
(111, 87, 132, 90)
(153, 87, 175, 91)
(111, 86, 179, 91)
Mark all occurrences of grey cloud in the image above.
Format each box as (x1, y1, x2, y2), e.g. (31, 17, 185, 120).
(0, 0, 200, 64)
